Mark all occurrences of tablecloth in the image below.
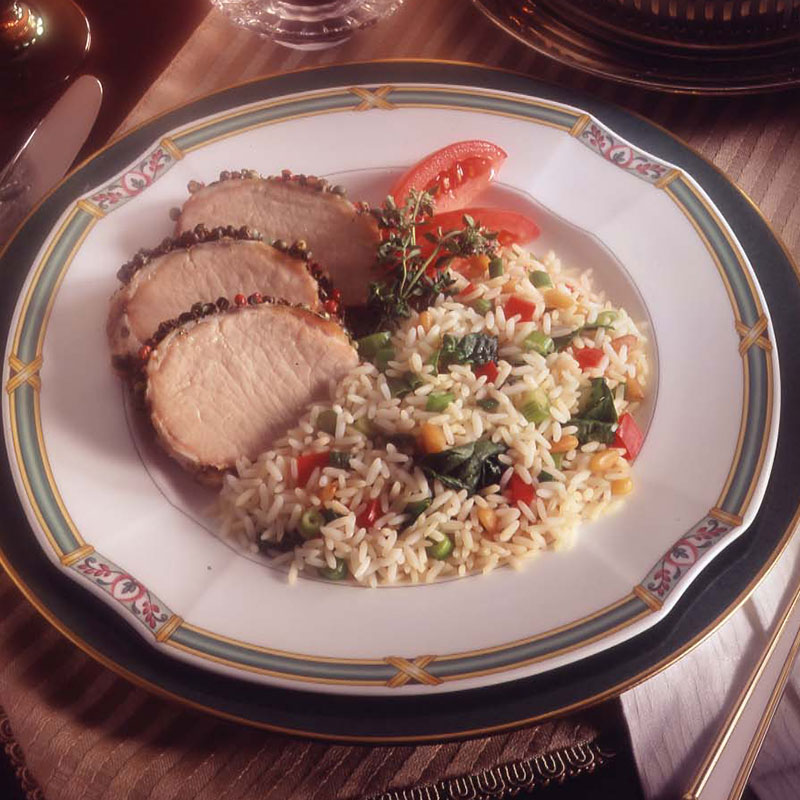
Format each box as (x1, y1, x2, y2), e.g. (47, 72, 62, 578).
(2, 1, 800, 798)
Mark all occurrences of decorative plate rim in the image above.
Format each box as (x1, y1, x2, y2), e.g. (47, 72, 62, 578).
(0, 66, 781, 693)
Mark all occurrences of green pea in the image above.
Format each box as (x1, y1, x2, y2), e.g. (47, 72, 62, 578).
(595, 310, 618, 327)
(472, 298, 492, 315)
(538, 470, 555, 483)
(523, 330, 555, 356)
(317, 409, 337, 435)
(426, 392, 455, 412)
(426, 533, 454, 561)
(298, 508, 324, 539)
(530, 270, 553, 288)
(319, 557, 348, 580)
(356, 331, 392, 359)
(477, 397, 499, 411)
(489, 256, 504, 278)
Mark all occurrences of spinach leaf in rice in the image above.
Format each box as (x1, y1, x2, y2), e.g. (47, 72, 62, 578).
(419, 439, 507, 495)
(570, 378, 619, 444)
(431, 332, 498, 372)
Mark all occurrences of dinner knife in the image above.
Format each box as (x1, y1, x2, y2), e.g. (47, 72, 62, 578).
(0, 75, 103, 245)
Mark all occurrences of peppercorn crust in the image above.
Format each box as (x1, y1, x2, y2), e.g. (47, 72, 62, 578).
(108, 226, 341, 374)
(176, 171, 380, 305)
(141, 300, 357, 481)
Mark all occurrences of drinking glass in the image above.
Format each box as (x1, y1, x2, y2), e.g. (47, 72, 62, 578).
(210, 0, 404, 50)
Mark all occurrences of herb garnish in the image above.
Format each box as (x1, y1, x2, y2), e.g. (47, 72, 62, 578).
(569, 378, 618, 444)
(367, 191, 499, 330)
(419, 439, 507, 495)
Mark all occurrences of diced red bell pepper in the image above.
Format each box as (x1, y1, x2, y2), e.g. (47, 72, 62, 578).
(573, 347, 605, 370)
(473, 361, 499, 383)
(613, 413, 644, 461)
(296, 451, 330, 487)
(504, 296, 537, 322)
(356, 498, 381, 529)
(508, 473, 536, 506)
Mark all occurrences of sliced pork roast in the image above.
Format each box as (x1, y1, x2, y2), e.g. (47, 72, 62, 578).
(143, 300, 358, 475)
(176, 171, 380, 304)
(108, 225, 330, 371)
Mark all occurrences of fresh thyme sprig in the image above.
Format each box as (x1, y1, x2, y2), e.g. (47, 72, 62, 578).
(367, 190, 499, 331)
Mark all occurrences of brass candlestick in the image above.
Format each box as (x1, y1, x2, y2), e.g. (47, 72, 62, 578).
(0, 0, 90, 108)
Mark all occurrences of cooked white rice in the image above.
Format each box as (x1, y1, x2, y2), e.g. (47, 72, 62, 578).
(217, 246, 648, 586)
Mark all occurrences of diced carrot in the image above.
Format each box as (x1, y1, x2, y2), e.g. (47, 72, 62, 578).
(626, 376, 645, 401)
(611, 335, 637, 353)
(318, 483, 337, 502)
(420, 422, 447, 454)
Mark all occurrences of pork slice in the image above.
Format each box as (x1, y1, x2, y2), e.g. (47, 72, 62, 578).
(145, 303, 358, 474)
(177, 174, 380, 304)
(108, 235, 323, 369)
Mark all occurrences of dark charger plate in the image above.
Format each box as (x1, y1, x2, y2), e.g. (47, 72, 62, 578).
(1, 62, 799, 742)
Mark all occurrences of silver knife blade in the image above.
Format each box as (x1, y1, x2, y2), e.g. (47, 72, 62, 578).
(0, 75, 103, 244)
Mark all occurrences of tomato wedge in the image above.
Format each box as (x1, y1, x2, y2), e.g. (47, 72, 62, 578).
(390, 141, 507, 213)
(613, 413, 645, 461)
(418, 208, 540, 248)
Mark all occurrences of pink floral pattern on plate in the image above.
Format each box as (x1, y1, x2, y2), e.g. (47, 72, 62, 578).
(578, 122, 671, 184)
(72, 553, 172, 634)
(87, 145, 176, 214)
(641, 517, 733, 602)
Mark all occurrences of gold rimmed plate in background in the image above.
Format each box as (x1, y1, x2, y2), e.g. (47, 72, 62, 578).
(473, 0, 800, 94)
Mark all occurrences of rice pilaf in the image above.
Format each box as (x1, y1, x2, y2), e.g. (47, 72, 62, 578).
(218, 245, 648, 586)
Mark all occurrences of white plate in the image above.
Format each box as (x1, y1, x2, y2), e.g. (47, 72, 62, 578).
(3, 79, 779, 695)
